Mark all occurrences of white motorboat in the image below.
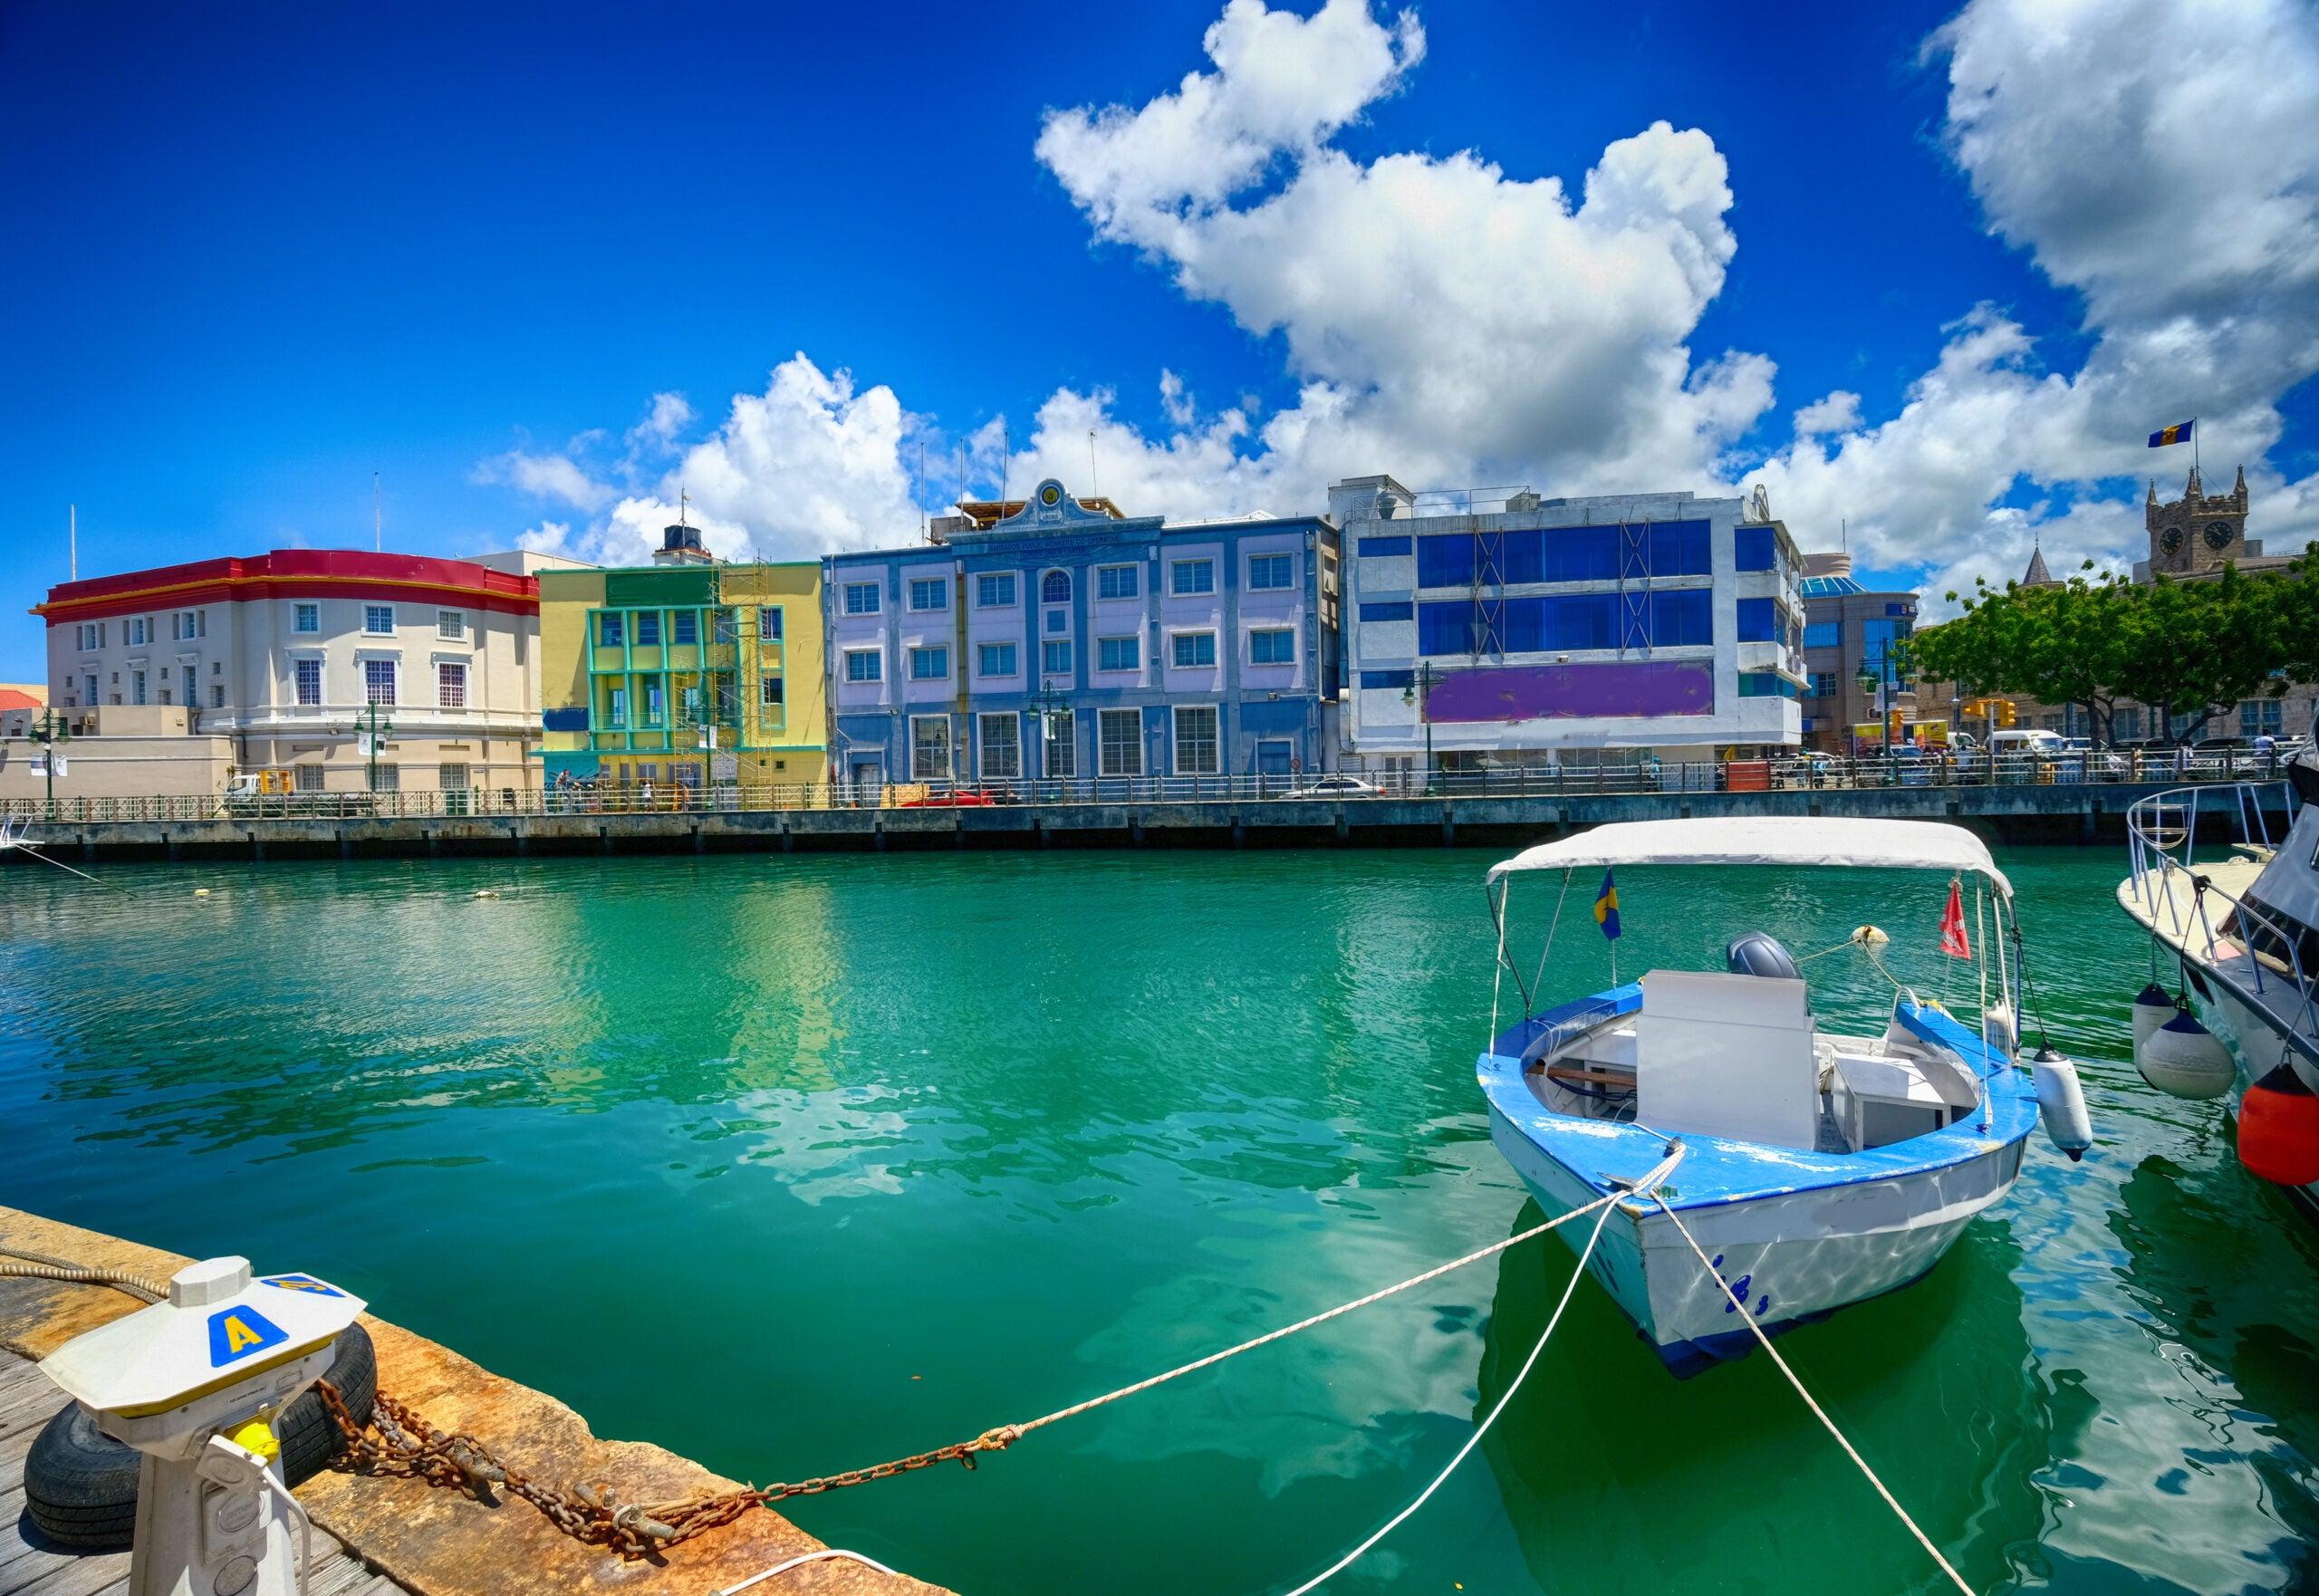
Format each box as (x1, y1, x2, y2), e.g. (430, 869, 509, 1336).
(1477, 817, 2083, 1376)
(2116, 744, 2319, 1215)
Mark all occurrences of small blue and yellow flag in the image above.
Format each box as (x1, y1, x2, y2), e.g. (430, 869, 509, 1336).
(2148, 419, 2194, 447)
(1593, 870, 1621, 941)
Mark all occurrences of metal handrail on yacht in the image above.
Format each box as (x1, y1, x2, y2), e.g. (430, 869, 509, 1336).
(2125, 782, 2318, 1060)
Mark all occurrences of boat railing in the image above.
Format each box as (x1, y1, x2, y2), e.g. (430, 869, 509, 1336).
(2126, 783, 2319, 1059)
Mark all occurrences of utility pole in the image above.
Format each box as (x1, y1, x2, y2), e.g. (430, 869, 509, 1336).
(1402, 662, 1436, 794)
(374, 474, 381, 553)
(30, 707, 71, 821)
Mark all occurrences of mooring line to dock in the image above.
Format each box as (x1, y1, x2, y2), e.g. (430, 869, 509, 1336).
(1650, 1192, 1976, 1596)
(1274, 1144, 1683, 1596)
(0, 1248, 166, 1301)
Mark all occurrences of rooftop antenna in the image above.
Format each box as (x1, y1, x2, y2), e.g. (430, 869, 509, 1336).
(373, 473, 381, 553)
(1842, 518, 1847, 553)
(1001, 422, 1010, 515)
(1088, 428, 1100, 500)
(70, 504, 76, 581)
(917, 440, 926, 539)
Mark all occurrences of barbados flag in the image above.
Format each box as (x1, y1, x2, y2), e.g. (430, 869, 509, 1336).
(2148, 419, 2194, 447)
(1593, 870, 1621, 941)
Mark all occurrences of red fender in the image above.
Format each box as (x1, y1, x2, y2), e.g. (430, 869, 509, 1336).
(2239, 1066, 2319, 1187)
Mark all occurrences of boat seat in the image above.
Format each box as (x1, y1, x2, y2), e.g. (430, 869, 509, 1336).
(1635, 969, 1820, 1150)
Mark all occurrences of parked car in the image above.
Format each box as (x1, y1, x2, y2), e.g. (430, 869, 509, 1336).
(899, 787, 1003, 807)
(1286, 774, 1384, 800)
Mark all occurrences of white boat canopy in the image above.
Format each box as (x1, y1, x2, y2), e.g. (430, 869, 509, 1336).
(1487, 815, 2012, 898)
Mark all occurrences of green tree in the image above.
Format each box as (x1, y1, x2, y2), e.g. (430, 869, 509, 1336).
(1912, 565, 2132, 743)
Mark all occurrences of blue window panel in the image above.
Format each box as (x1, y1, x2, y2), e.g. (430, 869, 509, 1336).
(1737, 597, 1776, 642)
(1098, 636, 1140, 671)
(978, 642, 1017, 677)
(1359, 601, 1414, 621)
(1649, 590, 1714, 647)
(1171, 632, 1217, 668)
(1735, 525, 1775, 572)
(1417, 601, 1475, 656)
(1251, 629, 1294, 664)
(1884, 601, 1910, 617)
(671, 611, 697, 645)
(843, 582, 880, 615)
(1357, 535, 1412, 557)
(845, 650, 880, 683)
(1536, 527, 1618, 584)
(1737, 672, 1797, 697)
(1541, 594, 1616, 651)
(1041, 639, 1071, 675)
(1248, 553, 1293, 590)
(1361, 668, 1415, 689)
(636, 612, 661, 646)
(1042, 570, 1071, 604)
(1803, 620, 1841, 649)
(1417, 535, 1476, 589)
(909, 646, 948, 680)
(909, 578, 948, 611)
(542, 707, 589, 732)
(1171, 559, 1215, 596)
(598, 614, 623, 646)
(1861, 617, 1911, 666)
(1046, 610, 1066, 632)
(977, 573, 1016, 608)
(1649, 520, 1713, 577)
(1098, 564, 1139, 600)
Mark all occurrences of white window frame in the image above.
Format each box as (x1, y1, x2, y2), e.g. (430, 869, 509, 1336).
(1041, 639, 1072, 678)
(1170, 631, 1217, 669)
(844, 649, 882, 683)
(438, 661, 467, 707)
(294, 602, 320, 634)
(1250, 627, 1295, 665)
(909, 645, 949, 681)
(1170, 558, 1215, 596)
(1096, 563, 1139, 601)
(978, 712, 1022, 779)
(1247, 553, 1294, 591)
(438, 609, 466, 640)
(1043, 710, 1076, 777)
(1098, 708, 1142, 776)
(294, 659, 322, 706)
(977, 641, 1019, 678)
(909, 577, 949, 612)
(1041, 569, 1072, 605)
(364, 604, 395, 636)
(758, 606, 784, 640)
(1173, 704, 1220, 774)
(364, 659, 397, 706)
(760, 673, 784, 706)
(976, 572, 1018, 609)
(843, 582, 880, 616)
(1097, 635, 1140, 673)
(910, 715, 951, 780)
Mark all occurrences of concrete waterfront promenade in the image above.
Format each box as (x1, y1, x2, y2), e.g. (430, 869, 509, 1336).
(3, 778, 2292, 861)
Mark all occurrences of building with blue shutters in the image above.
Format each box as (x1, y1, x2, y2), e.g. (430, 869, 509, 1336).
(1331, 476, 1804, 773)
(823, 481, 1340, 790)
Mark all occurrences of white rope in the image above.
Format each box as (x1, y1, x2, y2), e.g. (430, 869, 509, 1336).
(1279, 1145, 1684, 1596)
(1650, 1193, 1975, 1596)
(717, 1548, 903, 1594)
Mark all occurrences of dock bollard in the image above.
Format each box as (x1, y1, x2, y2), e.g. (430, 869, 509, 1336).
(36, 1255, 367, 1596)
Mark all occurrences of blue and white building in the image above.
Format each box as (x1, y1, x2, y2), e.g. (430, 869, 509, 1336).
(824, 480, 1340, 788)
(1331, 476, 1804, 770)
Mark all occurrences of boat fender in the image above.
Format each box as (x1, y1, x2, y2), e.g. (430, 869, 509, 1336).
(2135, 1007, 2237, 1101)
(2130, 983, 2175, 1053)
(2031, 1046, 2093, 1161)
(2237, 1064, 2319, 1187)
(1726, 931, 1802, 981)
(1982, 1000, 2016, 1060)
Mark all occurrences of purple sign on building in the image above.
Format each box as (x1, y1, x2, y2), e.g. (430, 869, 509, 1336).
(1424, 660, 1714, 723)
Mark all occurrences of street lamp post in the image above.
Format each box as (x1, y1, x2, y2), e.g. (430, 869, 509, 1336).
(1400, 662, 1436, 794)
(30, 707, 71, 822)
(353, 698, 394, 797)
(1856, 642, 1912, 785)
(1032, 678, 1072, 797)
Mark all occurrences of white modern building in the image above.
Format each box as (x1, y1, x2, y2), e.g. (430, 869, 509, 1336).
(1331, 477, 1805, 772)
(34, 549, 582, 795)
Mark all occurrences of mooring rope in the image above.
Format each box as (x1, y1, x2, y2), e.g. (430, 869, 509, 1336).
(1649, 1193, 1976, 1596)
(1278, 1144, 1684, 1596)
(0, 1252, 167, 1302)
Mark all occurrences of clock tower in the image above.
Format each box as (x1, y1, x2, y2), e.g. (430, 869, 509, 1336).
(2147, 465, 2250, 575)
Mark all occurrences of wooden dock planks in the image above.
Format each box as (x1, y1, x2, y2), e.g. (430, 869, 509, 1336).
(0, 1347, 406, 1596)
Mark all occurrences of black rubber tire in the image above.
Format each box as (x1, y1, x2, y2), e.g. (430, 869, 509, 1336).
(24, 1322, 377, 1551)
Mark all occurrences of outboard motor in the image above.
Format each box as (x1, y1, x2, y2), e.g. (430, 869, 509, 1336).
(1727, 931, 1803, 981)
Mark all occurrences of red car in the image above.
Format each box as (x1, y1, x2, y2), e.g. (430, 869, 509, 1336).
(899, 787, 1002, 807)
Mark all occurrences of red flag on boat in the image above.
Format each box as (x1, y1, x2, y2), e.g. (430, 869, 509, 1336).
(1939, 879, 1970, 958)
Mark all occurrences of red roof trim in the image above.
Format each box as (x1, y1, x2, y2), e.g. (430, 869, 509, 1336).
(33, 550, 538, 624)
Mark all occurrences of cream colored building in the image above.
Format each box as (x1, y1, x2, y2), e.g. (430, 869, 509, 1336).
(33, 549, 582, 795)
(0, 706, 235, 803)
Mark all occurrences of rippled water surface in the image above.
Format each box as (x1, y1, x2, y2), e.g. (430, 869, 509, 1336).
(4, 848, 2315, 1594)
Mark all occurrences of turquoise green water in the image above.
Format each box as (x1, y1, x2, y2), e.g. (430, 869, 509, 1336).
(3, 849, 2316, 1595)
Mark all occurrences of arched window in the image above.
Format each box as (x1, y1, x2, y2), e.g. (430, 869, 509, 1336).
(1042, 569, 1072, 606)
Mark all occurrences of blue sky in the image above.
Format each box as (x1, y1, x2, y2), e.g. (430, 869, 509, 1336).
(3, 0, 2314, 682)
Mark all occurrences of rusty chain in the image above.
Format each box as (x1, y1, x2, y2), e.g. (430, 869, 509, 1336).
(315, 1380, 1016, 1560)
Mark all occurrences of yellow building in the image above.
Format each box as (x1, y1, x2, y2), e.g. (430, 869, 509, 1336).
(539, 559, 824, 791)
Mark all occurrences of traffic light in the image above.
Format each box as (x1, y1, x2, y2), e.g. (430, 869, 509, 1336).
(1996, 700, 2016, 728)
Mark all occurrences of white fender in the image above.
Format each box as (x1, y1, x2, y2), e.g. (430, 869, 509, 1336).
(2135, 1007, 2237, 1100)
(2131, 983, 2175, 1053)
(2032, 1048, 2093, 1161)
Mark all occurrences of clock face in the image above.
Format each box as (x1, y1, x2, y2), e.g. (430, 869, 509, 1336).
(2160, 525, 2185, 555)
(2204, 520, 2235, 550)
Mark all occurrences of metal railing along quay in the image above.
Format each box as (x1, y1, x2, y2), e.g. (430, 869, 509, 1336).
(2, 748, 2302, 826)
